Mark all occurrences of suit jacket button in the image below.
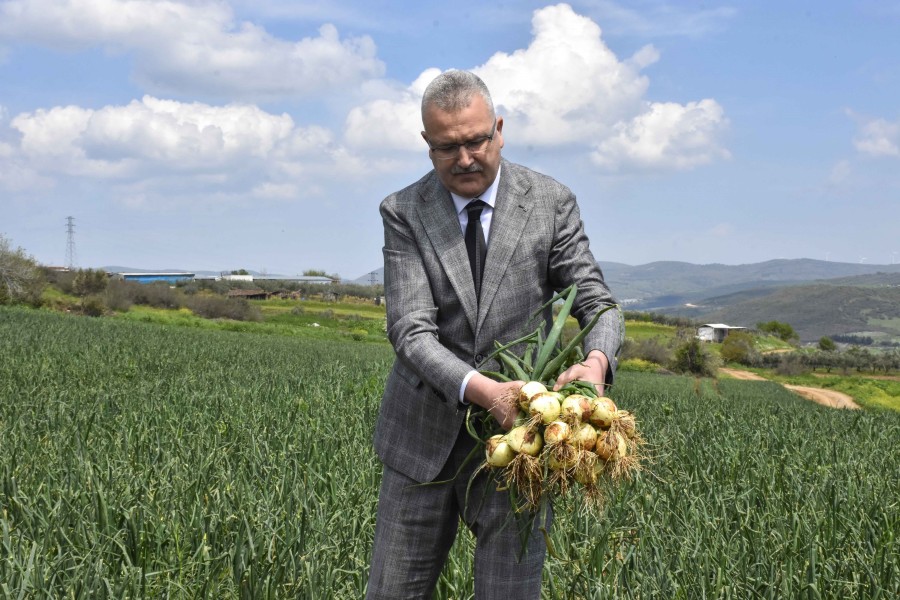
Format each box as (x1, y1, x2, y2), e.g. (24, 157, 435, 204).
(475, 353, 484, 363)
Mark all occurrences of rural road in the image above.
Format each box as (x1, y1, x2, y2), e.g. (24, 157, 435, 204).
(719, 368, 861, 410)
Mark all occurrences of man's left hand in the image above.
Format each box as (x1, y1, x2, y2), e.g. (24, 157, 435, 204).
(552, 350, 609, 396)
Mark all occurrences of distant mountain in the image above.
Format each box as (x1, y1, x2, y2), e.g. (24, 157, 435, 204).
(354, 259, 900, 343)
(353, 259, 900, 300)
(351, 268, 384, 285)
(599, 259, 900, 309)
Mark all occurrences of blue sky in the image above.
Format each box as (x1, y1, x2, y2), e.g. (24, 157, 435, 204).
(1, 1, 899, 279)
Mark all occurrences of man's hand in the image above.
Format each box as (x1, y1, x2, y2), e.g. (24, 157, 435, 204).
(464, 374, 524, 431)
(553, 350, 609, 396)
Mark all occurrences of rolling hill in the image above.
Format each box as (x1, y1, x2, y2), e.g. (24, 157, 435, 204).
(598, 259, 900, 308)
(353, 260, 900, 342)
(658, 275, 900, 343)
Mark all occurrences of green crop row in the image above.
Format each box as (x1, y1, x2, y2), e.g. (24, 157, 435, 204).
(1, 307, 898, 598)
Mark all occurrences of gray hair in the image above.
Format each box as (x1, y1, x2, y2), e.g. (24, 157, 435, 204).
(421, 70, 495, 119)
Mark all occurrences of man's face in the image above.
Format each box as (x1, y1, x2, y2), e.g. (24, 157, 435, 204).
(421, 95, 504, 199)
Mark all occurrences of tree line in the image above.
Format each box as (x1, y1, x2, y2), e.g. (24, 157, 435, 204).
(0, 234, 382, 319)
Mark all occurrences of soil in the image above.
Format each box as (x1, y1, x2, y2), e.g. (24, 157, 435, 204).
(718, 368, 861, 410)
(719, 368, 767, 381)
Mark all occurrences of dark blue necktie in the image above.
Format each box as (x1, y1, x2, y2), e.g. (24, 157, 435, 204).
(465, 199, 487, 298)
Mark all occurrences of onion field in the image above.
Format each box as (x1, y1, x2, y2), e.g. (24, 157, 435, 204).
(1, 306, 898, 598)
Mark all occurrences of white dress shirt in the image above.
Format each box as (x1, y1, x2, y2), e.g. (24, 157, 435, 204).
(452, 165, 502, 403)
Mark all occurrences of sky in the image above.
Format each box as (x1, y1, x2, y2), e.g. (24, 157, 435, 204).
(1, 0, 899, 280)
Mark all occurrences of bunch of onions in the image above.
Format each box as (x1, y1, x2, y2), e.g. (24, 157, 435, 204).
(481, 381, 643, 512)
(471, 284, 643, 514)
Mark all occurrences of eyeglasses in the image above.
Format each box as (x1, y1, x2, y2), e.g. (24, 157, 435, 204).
(427, 119, 497, 160)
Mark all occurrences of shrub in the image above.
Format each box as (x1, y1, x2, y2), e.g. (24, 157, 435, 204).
(80, 295, 106, 317)
(130, 282, 183, 309)
(720, 331, 760, 366)
(350, 328, 368, 341)
(0, 234, 45, 306)
(620, 336, 674, 366)
(186, 295, 261, 322)
(775, 353, 808, 376)
(72, 269, 108, 297)
(671, 337, 719, 377)
(104, 279, 134, 312)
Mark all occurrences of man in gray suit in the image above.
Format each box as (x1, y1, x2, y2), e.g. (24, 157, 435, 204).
(366, 70, 622, 599)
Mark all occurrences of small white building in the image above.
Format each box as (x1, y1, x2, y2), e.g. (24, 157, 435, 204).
(697, 323, 746, 343)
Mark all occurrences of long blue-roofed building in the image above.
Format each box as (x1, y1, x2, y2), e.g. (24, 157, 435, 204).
(114, 272, 195, 284)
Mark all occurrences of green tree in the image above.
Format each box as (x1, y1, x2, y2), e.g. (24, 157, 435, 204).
(756, 320, 799, 343)
(72, 268, 108, 297)
(0, 234, 44, 306)
(818, 336, 837, 352)
(720, 331, 759, 365)
(303, 269, 340, 280)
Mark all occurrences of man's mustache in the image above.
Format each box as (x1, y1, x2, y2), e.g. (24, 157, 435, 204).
(450, 164, 484, 175)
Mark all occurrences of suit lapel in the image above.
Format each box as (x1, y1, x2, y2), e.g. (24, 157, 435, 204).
(416, 174, 479, 333)
(477, 161, 533, 333)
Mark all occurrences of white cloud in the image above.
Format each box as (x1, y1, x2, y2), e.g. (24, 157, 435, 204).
(11, 96, 333, 172)
(591, 99, 730, 171)
(853, 116, 900, 158)
(343, 4, 727, 172)
(0, 0, 384, 99)
(476, 4, 657, 145)
(251, 182, 300, 200)
(5, 95, 366, 202)
(343, 68, 441, 152)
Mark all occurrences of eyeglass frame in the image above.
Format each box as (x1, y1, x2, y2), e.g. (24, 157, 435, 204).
(426, 118, 497, 161)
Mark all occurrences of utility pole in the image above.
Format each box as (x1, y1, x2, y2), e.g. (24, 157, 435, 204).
(65, 216, 77, 270)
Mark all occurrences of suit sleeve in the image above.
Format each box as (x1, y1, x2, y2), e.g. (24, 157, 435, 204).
(381, 195, 474, 403)
(547, 189, 624, 381)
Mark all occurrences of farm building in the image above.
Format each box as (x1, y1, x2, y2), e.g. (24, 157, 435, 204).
(215, 275, 338, 284)
(227, 289, 270, 300)
(258, 275, 337, 285)
(114, 272, 195, 284)
(697, 323, 746, 343)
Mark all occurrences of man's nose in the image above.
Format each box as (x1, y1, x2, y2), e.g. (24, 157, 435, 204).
(455, 146, 476, 167)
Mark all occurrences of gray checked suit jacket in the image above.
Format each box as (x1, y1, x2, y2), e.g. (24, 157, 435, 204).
(375, 159, 623, 483)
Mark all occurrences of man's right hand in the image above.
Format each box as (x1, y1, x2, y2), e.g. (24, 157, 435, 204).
(464, 374, 524, 431)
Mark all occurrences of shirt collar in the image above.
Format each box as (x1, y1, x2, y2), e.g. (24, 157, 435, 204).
(451, 164, 502, 216)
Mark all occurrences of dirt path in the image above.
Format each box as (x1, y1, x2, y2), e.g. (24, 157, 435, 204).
(783, 385, 861, 410)
(719, 368, 767, 381)
(719, 368, 861, 410)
